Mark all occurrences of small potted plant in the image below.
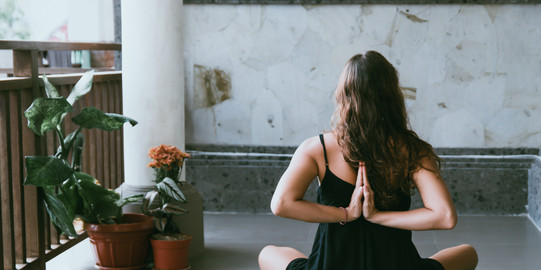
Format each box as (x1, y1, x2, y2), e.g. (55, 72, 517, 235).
(142, 144, 192, 270)
(23, 70, 153, 269)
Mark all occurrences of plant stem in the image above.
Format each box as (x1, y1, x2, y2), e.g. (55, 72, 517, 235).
(55, 126, 67, 160)
(70, 127, 84, 171)
(58, 182, 69, 198)
(72, 127, 82, 142)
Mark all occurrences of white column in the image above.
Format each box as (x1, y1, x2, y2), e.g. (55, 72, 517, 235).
(120, 1, 203, 259)
(121, 0, 185, 187)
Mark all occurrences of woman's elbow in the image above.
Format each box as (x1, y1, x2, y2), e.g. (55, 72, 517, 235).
(270, 196, 286, 217)
(439, 208, 457, 230)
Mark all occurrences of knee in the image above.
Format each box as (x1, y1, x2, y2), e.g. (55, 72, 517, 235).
(460, 244, 477, 255)
(260, 245, 277, 255)
(460, 244, 478, 266)
(259, 245, 277, 265)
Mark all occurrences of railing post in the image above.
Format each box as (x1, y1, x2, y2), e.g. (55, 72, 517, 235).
(13, 50, 33, 77)
(35, 189, 47, 270)
(13, 50, 40, 98)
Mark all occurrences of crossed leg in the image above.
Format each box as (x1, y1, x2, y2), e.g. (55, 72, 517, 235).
(430, 244, 478, 270)
(259, 244, 478, 270)
(258, 245, 307, 270)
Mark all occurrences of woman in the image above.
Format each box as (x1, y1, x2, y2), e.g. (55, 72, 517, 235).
(258, 51, 478, 270)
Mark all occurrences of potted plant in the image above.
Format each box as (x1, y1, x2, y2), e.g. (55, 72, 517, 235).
(23, 70, 153, 269)
(142, 144, 192, 270)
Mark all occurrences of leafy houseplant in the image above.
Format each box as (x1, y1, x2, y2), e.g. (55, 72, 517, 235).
(23, 70, 142, 235)
(142, 144, 192, 270)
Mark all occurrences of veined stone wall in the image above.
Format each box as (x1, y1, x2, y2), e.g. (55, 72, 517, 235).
(182, 5, 541, 148)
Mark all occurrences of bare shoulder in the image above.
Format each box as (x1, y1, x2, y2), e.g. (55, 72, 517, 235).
(419, 154, 440, 171)
(412, 154, 444, 188)
(295, 135, 324, 159)
(321, 131, 338, 148)
(414, 153, 442, 178)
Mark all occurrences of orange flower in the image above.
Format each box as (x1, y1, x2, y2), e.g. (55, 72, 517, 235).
(147, 144, 189, 169)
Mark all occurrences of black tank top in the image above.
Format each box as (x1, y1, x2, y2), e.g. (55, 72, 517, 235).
(288, 134, 436, 270)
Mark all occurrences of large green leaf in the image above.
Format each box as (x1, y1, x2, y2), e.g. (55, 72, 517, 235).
(59, 177, 84, 218)
(73, 172, 95, 218)
(74, 171, 97, 183)
(156, 177, 186, 203)
(42, 74, 60, 98)
(24, 156, 73, 187)
(67, 70, 94, 105)
(72, 107, 138, 131)
(76, 176, 121, 224)
(24, 98, 73, 136)
(106, 113, 138, 127)
(42, 189, 77, 237)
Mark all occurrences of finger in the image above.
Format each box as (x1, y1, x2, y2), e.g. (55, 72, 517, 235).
(350, 186, 363, 205)
(363, 182, 369, 196)
(354, 186, 363, 199)
(356, 186, 364, 199)
(355, 164, 363, 187)
(360, 164, 366, 187)
(363, 179, 371, 198)
(362, 165, 370, 189)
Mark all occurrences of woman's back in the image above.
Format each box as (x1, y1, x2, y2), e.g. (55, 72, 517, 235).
(291, 133, 430, 270)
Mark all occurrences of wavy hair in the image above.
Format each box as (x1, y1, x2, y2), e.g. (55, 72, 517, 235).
(332, 51, 441, 210)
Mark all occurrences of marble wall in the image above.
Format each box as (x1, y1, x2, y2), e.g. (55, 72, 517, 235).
(182, 5, 541, 148)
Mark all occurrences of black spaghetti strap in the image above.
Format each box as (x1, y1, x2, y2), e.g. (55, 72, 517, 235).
(319, 134, 329, 167)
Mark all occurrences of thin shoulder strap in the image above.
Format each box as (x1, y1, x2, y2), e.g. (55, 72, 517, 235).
(319, 134, 329, 167)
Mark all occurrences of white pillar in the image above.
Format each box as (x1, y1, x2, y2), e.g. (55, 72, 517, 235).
(121, 0, 185, 187)
(120, 0, 204, 260)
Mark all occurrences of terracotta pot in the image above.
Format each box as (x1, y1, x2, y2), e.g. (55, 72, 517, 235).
(85, 213, 154, 270)
(151, 234, 192, 270)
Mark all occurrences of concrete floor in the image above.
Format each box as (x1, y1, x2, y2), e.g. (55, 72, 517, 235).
(47, 213, 541, 270)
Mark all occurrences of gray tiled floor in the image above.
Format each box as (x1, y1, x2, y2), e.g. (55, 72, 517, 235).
(191, 214, 541, 270)
(48, 214, 541, 270)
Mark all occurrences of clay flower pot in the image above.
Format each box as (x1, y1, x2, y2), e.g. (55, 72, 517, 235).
(151, 234, 192, 270)
(85, 213, 154, 270)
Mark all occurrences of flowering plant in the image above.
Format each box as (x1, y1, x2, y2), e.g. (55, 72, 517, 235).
(148, 144, 190, 183)
(143, 145, 191, 236)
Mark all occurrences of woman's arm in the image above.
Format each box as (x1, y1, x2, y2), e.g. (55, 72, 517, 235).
(270, 137, 363, 223)
(362, 156, 457, 230)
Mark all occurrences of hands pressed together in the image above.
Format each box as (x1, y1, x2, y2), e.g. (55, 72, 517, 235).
(345, 162, 379, 222)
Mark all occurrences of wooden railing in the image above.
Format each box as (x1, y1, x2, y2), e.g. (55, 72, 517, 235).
(0, 40, 123, 270)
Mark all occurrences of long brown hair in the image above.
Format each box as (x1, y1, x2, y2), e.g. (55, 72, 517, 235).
(332, 51, 441, 210)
